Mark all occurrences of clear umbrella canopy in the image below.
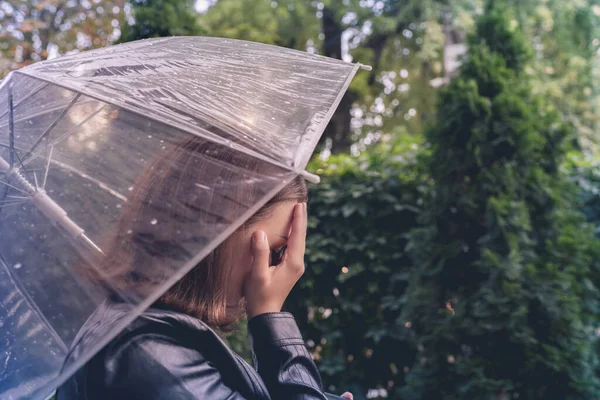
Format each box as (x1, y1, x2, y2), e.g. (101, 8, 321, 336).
(0, 36, 366, 399)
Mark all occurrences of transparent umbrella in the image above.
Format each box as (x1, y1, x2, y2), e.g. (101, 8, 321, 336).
(0, 37, 368, 399)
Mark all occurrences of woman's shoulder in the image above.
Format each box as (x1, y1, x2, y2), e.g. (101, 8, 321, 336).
(58, 300, 239, 399)
(69, 299, 227, 362)
(64, 300, 234, 378)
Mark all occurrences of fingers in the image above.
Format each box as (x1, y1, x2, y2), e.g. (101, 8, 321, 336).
(286, 203, 307, 267)
(341, 393, 353, 400)
(250, 230, 270, 280)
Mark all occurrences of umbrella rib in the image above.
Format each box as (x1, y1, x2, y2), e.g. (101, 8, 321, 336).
(33, 170, 39, 191)
(12, 148, 36, 186)
(42, 145, 53, 190)
(0, 82, 48, 122)
(0, 250, 69, 353)
(48, 104, 106, 148)
(0, 201, 27, 207)
(21, 93, 82, 163)
(0, 178, 29, 195)
(0, 180, 8, 216)
(0, 198, 26, 204)
(49, 159, 128, 202)
(220, 192, 248, 209)
(8, 84, 15, 169)
(0, 98, 97, 131)
(0, 142, 24, 151)
(12, 104, 106, 171)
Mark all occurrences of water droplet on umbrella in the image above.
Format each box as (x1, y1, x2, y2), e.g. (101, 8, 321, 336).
(13, 263, 22, 270)
(150, 219, 158, 225)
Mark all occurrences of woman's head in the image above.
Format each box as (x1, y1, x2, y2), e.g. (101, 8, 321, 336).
(159, 174, 307, 329)
(98, 134, 307, 329)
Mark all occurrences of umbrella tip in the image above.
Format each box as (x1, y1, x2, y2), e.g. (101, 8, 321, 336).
(359, 64, 373, 72)
(300, 170, 321, 184)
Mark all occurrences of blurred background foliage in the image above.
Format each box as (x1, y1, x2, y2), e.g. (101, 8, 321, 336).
(2, 0, 600, 399)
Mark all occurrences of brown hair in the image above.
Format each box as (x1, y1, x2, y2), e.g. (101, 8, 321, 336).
(97, 134, 307, 330)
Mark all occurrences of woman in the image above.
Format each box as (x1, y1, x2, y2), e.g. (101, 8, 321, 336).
(57, 134, 352, 399)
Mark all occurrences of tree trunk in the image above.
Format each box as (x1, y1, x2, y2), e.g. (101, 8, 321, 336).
(320, 6, 354, 153)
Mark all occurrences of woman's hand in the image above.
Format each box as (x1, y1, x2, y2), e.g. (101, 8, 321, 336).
(341, 392, 353, 400)
(244, 202, 307, 318)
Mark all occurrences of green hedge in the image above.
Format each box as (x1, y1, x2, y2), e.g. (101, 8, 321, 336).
(284, 135, 428, 398)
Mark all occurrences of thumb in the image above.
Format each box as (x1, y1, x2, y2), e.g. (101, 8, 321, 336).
(250, 230, 270, 278)
(341, 393, 353, 400)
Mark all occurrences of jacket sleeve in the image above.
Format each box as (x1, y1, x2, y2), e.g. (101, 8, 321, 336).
(90, 333, 252, 400)
(248, 312, 328, 400)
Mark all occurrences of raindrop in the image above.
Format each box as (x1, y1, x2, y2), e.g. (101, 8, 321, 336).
(13, 263, 22, 269)
(150, 218, 158, 225)
(128, 186, 134, 191)
(126, 229, 133, 234)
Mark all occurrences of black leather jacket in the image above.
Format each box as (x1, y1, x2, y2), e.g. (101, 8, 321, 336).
(57, 300, 341, 400)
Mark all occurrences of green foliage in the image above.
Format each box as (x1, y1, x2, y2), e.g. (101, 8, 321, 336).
(569, 154, 600, 238)
(400, 4, 600, 399)
(220, 318, 253, 363)
(119, 0, 204, 42)
(283, 135, 428, 397)
(470, 1, 531, 72)
(198, 0, 319, 50)
(0, 0, 125, 77)
(513, 0, 600, 156)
